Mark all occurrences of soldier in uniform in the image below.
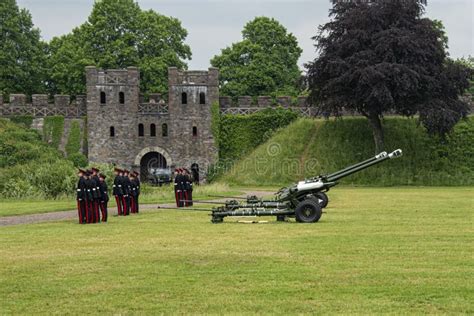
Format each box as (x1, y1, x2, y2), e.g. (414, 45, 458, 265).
(98, 173, 109, 222)
(91, 167, 101, 223)
(84, 170, 94, 223)
(122, 169, 132, 216)
(129, 172, 137, 214)
(76, 169, 86, 224)
(133, 171, 141, 213)
(184, 169, 193, 207)
(173, 169, 179, 207)
(113, 168, 124, 216)
(174, 169, 184, 207)
(180, 169, 188, 207)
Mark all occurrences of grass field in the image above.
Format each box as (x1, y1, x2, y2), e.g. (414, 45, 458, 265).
(0, 183, 240, 217)
(0, 186, 472, 314)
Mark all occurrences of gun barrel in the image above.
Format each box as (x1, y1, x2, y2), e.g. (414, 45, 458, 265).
(327, 149, 402, 182)
(325, 151, 387, 180)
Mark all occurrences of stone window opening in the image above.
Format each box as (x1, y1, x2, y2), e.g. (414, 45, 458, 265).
(192, 126, 198, 137)
(119, 92, 125, 104)
(199, 92, 206, 104)
(138, 124, 144, 137)
(100, 91, 106, 105)
(162, 123, 168, 137)
(150, 124, 156, 137)
(181, 92, 187, 104)
(110, 126, 115, 137)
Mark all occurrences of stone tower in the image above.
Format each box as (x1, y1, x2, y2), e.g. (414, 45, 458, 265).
(167, 67, 219, 173)
(85, 66, 218, 181)
(86, 66, 140, 166)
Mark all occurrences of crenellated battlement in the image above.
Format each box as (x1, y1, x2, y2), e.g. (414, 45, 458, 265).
(168, 67, 219, 86)
(0, 94, 87, 117)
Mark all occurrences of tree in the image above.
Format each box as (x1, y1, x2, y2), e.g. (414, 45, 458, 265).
(0, 0, 48, 96)
(455, 56, 474, 97)
(211, 17, 303, 98)
(306, 0, 471, 152)
(48, 0, 191, 95)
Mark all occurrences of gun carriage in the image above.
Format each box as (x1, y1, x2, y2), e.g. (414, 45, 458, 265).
(210, 149, 402, 223)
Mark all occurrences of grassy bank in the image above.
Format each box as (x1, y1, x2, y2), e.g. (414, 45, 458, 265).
(0, 183, 240, 217)
(0, 187, 472, 314)
(219, 116, 474, 186)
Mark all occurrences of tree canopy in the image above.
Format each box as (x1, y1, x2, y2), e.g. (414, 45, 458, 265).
(306, 0, 471, 152)
(211, 17, 303, 98)
(0, 0, 48, 96)
(48, 0, 191, 96)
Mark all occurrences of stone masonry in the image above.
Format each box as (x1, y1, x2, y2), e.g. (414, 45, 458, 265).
(85, 66, 218, 180)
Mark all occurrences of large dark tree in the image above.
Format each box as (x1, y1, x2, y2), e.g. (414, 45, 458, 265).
(306, 0, 471, 152)
(0, 0, 48, 96)
(48, 0, 191, 95)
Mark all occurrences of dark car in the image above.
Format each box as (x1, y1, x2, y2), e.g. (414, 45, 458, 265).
(147, 168, 172, 186)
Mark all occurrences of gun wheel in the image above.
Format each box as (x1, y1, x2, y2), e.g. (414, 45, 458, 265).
(314, 192, 329, 208)
(295, 199, 322, 223)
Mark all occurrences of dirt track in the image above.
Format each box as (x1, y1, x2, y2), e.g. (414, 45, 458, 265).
(0, 190, 274, 227)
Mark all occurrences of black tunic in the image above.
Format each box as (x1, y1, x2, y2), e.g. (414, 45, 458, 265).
(76, 177, 86, 200)
(99, 181, 109, 202)
(113, 175, 123, 196)
(91, 175, 100, 199)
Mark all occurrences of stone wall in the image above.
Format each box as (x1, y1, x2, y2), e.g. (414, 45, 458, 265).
(0, 94, 86, 117)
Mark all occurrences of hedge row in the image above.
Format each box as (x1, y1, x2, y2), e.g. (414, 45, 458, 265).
(216, 107, 298, 161)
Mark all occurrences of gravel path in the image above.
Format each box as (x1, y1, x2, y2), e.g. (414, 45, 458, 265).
(0, 190, 275, 227)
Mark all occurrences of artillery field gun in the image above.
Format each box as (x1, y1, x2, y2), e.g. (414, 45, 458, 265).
(209, 149, 402, 223)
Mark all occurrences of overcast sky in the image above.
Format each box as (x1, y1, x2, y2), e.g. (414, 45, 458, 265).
(17, 0, 473, 70)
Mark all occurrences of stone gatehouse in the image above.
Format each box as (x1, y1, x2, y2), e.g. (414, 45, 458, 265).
(85, 66, 219, 179)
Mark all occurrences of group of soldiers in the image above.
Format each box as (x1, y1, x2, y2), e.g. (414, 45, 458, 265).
(76, 166, 194, 223)
(75, 167, 141, 224)
(174, 168, 194, 207)
(112, 168, 141, 216)
(76, 168, 109, 224)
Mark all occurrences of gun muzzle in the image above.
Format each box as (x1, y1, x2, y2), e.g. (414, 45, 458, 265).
(388, 149, 403, 159)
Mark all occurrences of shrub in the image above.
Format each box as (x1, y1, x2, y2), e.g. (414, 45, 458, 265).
(9, 116, 34, 128)
(68, 153, 88, 167)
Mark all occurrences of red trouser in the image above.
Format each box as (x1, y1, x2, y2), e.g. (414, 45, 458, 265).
(99, 201, 108, 222)
(122, 196, 128, 216)
(175, 190, 183, 207)
(93, 200, 100, 223)
(135, 195, 139, 213)
(115, 196, 123, 215)
(130, 196, 136, 213)
(184, 191, 189, 207)
(77, 200, 85, 224)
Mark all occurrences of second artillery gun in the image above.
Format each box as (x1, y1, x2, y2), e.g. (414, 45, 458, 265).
(210, 149, 403, 223)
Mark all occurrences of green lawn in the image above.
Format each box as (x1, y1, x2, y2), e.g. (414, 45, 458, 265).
(0, 183, 240, 217)
(0, 187, 472, 314)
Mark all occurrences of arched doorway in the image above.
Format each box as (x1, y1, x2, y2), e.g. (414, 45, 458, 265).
(140, 152, 168, 182)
